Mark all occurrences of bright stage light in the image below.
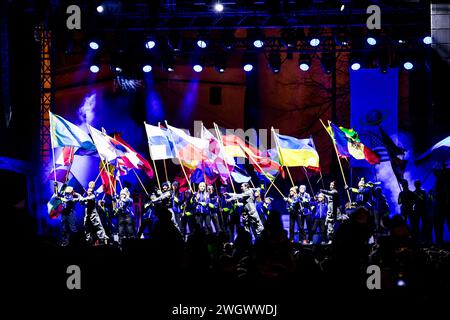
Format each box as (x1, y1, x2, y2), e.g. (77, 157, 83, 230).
(403, 61, 414, 70)
(96, 5, 104, 13)
(310, 38, 320, 47)
(367, 37, 377, 46)
(193, 64, 203, 72)
(145, 40, 156, 49)
(351, 62, 361, 71)
(299, 63, 309, 71)
(90, 65, 100, 73)
(253, 39, 264, 48)
(89, 41, 99, 50)
(243, 64, 253, 72)
(197, 40, 207, 48)
(423, 36, 432, 45)
(298, 54, 311, 72)
(142, 65, 152, 73)
(214, 3, 224, 12)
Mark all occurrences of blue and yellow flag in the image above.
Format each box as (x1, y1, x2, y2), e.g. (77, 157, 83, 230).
(274, 132, 320, 169)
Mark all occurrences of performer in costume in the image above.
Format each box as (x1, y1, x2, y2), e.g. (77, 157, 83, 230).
(80, 182, 108, 245)
(150, 182, 179, 231)
(181, 189, 196, 240)
(347, 178, 376, 210)
(195, 182, 210, 232)
(298, 185, 313, 244)
(254, 188, 267, 225)
(172, 181, 184, 233)
(219, 186, 239, 241)
(412, 180, 428, 242)
(373, 187, 389, 232)
(207, 185, 222, 234)
(320, 181, 340, 244)
(57, 185, 81, 246)
(398, 179, 415, 227)
(115, 187, 135, 242)
(226, 183, 264, 239)
(138, 191, 157, 238)
(284, 186, 301, 242)
(311, 193, 328, 244)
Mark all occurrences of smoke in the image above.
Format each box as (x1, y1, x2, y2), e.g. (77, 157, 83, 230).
(376, 131, 436, 215)
(78, 93, 96, 125)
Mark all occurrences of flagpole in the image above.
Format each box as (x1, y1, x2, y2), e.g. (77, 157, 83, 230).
(144, 121, 162, 190)
(64, 147, 75, 184)
(133, 169, 149, 197)
(303, 167, 315, 196)
(318, 169, 326, 189)
(319, 119, 351, 203)
(165, 120, 193, 193)
(49, 111, 58, 184)
(271, 127, 295, 188)
(86, 124, 116, 197)
(213, 122, 236, 194)
(200, 122, 208, 184)
(264, 172, 279, 197)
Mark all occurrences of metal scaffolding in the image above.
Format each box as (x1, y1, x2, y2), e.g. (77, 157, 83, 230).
(37, 24, 53, 169)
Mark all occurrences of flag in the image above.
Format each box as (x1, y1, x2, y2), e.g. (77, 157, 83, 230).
(329, 122, 380, 165)
(47, 194, 63, 219)
(144, 123, 175, 160)
(99, 160, 116, 195)
(274, 132, 320, 169)
(201, 126, 235, 166)
(221, 135, 248, 158)
(416, 136, 450, 164)
(55, 146, 75, 166)
(48, 167, 72, 183)
(222, 134, 282, 180)
(166, 124, 208, 164)
(112, 134, 154, 178)
(49, 112, 96, 153)
(379, 126, 406, 158)
(88, 124, 121, 162)
(231, 164, 251, 183)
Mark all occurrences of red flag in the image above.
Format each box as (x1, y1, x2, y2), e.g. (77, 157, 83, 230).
(112, 134, 154, 179)
(99, 161, 116, 195)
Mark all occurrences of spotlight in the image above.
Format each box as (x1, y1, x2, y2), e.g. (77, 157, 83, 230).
(367, 37, 377, 46)
(340, 4, 345, 11)
(89, 41, 99, 50)
(403, 61, 414, 70)
(193, 64, 203, 73)
(243, 64, 253, 72)
(423, 36, 432, 45)
(397, 279, 406, 287)
(298, 54, 311, 71)
(145, 40, 156, 50)
(268, 52, 281, 74)
(253, 39, 264, 48)
(215, 53, 227, 73)
(142, 65, 152, 73)
(214, 2, 224, 12)
(162, 53, 175, 72)
(197, 40, 207, 48)
(114, 66, 122, 73)
(351, 62, 361, 71)
(310, 38, 320, 47)
(96, 5, 104, 13)
(242, 53, 255, 72)
(398, 39, 406, 44)
(90, 65, 100, 73)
